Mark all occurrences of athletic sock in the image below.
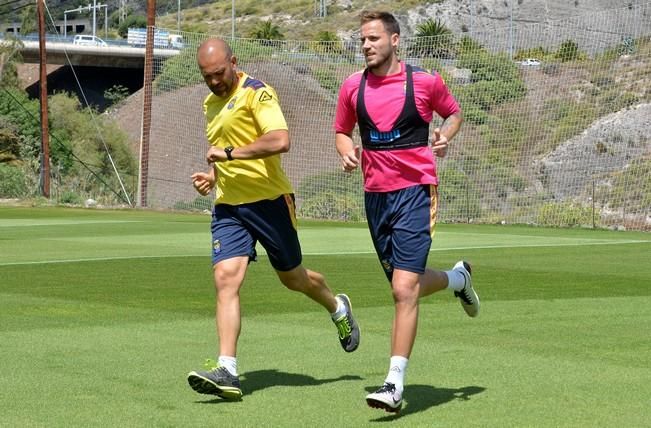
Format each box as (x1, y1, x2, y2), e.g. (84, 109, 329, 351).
(330, 295, 347, 321)
(445, 269, 465, 291)
(218, 356, 238, 376)
(384, 356, 408, 392)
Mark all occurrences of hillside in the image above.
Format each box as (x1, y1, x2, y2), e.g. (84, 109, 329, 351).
(153, 0, 650, 51)
(105, 2, 650, 227)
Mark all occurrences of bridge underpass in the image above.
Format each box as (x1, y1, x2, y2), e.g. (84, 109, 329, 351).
(18, 40, 180, 111)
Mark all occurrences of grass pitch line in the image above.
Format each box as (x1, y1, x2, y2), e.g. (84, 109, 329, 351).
(1, 239, 648, 266)
(0, 219, 144, 227)
(0, 254, 204, 266)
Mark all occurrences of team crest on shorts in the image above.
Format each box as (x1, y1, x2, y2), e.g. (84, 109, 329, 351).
(213, 239, 221, 253)
(381, 259, 392, 272)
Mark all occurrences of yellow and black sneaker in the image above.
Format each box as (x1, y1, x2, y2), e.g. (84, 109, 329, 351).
(187, 360, 242, 400)
(333, 294, 360, 352)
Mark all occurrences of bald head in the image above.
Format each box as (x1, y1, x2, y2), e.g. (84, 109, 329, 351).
(197, 38, 239, 97)
(197, 38, 233, 63)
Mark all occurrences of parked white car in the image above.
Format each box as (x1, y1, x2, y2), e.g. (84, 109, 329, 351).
(521, 58, 541, 66)
(73, 35, 108, 47)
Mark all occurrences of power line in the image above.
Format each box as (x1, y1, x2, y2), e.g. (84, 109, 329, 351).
(0, 0, 27, 8)
(4, 3, 32, 14)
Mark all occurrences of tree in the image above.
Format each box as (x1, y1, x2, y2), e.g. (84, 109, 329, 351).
(311, 30, 343, 56)
(0, 36, 23, 89)
(556, 39, 580, 62)
(20, 5, 36, 35)
(409, 18, 454, 58)
(249, 20, 284, 42)
(118, 14, 147, 38)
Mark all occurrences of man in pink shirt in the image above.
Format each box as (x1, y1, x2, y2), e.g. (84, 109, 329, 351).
(334, 11, 480, 413)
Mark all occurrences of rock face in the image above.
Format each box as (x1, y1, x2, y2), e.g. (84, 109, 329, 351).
(402, 0, 651, 54)
(538, 103, 651, 200)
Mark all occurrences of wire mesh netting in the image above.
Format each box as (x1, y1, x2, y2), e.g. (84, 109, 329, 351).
(139, 3, 650, 230)
(4, 3, 649, 230)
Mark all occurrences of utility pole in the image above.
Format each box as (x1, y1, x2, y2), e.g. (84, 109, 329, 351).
(63, 3, 107, 38)
(315, 0, 327, 17)
(92, 0, 97, 37)
(120, 0, 127, 24)
(138, 0, 156, 207)
(509, 0, 514, 60)
(37, 0, 50, 198)
(469, 0, 473, 36)
(231, 0, 235, 39)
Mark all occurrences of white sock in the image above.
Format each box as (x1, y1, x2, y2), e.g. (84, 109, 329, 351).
(384, 356, 408, 392)
(330, 296, 346, 321)
(445, 269, 465, 291)
(218, 355, 238, 376)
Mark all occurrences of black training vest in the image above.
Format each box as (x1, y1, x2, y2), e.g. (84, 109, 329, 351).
(356, 64, 430, 151)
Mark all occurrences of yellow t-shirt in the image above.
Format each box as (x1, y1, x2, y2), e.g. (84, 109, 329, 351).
(203, 71, 294, 205)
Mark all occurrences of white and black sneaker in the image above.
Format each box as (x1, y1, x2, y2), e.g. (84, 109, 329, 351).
(453, 261, 480, 317)
(366, 382, 403, 413)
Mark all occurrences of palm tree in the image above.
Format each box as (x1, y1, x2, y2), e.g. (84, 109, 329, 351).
(410, 18, 454, 59)
(312, 30, 343, 56)
(250, 20, 284, 42)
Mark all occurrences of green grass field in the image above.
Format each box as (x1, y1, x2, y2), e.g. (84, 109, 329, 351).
(1, 206, 650, 427)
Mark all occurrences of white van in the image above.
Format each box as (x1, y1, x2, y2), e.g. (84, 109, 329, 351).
(73, 35, 108, 47)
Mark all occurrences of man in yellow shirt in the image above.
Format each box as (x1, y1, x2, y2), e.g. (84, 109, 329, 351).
(187, 38, 360, 400)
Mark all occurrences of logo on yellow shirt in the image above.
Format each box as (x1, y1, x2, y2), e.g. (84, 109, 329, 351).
(259, 91, 273, 102)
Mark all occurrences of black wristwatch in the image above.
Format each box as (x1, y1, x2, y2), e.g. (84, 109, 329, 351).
(224, 146, 234, 161)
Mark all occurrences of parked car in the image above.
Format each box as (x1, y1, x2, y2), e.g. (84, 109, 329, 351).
(73, 34, 108, 47)
(520, 58, 541, 66)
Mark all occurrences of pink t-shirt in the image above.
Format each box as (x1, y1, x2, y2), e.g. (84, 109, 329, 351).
(334, 62, 460, 192)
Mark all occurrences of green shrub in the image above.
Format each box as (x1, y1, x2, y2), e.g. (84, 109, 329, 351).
(459, 102, 490, 125)
(154, 47, 203, 92)
(58, 191, 83, 205)
(0, 164, 28, 197)
(118, 15, 147, 38)
(104, 85, 130, 106)
(556, 39, 582, 62)
(297, 169, 364, 221)
(597, 157, 651, 211)
(299, 191, 363, 221)
(536, 202, 594, 227)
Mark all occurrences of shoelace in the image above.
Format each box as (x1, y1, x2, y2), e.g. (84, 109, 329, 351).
(377, 382, 397, 394)
(334, 315, 352, 339)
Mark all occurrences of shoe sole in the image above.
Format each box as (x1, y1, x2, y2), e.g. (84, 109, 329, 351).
(366, 397, 402, 413)
(336, 293, 360, 353)
(187, 372, 243, 399)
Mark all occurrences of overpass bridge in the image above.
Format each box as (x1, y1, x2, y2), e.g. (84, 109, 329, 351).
(18, 39, 180, 69)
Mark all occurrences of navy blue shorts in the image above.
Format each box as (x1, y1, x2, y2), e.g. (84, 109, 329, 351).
(365, 184, 438, 281)
(210, 194, 302, 271)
